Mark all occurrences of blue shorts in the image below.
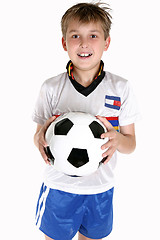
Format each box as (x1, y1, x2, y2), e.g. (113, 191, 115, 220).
(35, 183, 114, 240)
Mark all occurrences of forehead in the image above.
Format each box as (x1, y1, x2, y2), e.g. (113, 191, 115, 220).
(67, 18, 104, 33)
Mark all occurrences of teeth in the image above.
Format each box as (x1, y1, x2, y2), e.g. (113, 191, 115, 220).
(78, 53, 92, 57)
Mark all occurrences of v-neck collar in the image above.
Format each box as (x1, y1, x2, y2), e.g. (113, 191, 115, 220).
(66, 60, 105, 97)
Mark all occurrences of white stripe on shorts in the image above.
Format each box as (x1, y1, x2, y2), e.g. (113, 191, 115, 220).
(36, 186, 50, 228)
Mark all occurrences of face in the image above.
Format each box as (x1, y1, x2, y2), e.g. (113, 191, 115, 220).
(62, 19, 110, 74)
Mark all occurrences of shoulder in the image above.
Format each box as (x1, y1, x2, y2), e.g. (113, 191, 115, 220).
(103, 71, 131, 96)
(39, 72, 68, 98)
(104, 71, 128, 87)
(42, 72, 68, 89)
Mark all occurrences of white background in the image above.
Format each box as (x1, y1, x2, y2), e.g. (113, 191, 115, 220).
(0, 0, 160, 239)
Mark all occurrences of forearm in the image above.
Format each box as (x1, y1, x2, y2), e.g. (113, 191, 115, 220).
(117, 132, 136, 154)
(33, 116, 56, 164)
(98, 116, 136, 163)
(34, 124, 43, 148)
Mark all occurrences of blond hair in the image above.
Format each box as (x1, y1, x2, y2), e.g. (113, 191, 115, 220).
(61, 2, 112, 40)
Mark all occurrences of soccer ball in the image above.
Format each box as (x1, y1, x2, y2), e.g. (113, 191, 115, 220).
(45, 112, 107, 176)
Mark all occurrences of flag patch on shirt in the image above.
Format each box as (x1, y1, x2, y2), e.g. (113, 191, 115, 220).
(106, 117, 119, 132)
(105, 95, 121, 110)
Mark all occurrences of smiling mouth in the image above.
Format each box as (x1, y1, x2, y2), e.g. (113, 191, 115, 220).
(77, 53, 92, 58)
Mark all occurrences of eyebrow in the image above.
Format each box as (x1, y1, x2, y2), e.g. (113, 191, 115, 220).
(68, 30, 101, 33)
(68, 30, 78, 33)
(90, 30, 101, 33)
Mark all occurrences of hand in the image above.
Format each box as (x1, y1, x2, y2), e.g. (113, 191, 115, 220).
(34, 116, 56, 164)
(97, 116, 120, 164)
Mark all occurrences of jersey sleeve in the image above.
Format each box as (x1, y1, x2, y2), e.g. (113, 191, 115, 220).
(119, 81, 140, 126)
(32, 81, 53, 125)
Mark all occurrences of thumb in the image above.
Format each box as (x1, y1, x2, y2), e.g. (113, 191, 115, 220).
(43, 116, 56, 131)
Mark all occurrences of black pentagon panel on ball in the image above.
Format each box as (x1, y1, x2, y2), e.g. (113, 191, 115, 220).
(67, 148, 89, 168)
(54, 118, 74, 135)
(89, 121, 105, 139)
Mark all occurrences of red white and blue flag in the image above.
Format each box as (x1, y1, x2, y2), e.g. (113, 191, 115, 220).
(105, 95, 121, 110)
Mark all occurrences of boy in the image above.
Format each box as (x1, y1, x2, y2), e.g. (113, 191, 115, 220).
(33, 2, 140, 240)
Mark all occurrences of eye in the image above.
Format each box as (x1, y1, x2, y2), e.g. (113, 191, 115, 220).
(72, 35, 80, 39)
(90, 35, 97, 38)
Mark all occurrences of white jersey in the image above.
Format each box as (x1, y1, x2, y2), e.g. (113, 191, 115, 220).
(33, 69, 140, 194)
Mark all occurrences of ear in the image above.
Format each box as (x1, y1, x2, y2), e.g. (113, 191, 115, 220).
(104, 36, 111, 51)
(62, 37, 67, 51)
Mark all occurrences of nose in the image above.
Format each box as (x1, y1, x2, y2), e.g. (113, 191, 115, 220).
(80, 37, 89, 48)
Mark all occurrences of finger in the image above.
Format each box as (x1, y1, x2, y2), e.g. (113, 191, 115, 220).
(97, 116, 113, 130)
(101, 155, 108, 163)
(39, 135, 48, 148)
(104, 155, 112, 164)
(101, 128, 117, 140)
(101, 131, 111, 140)
(101, 140, 111, 150)
(39, 144, 50, 164)
(102, 148, 110, 159)
(102, 147, 116, 163)
(102, 144, 115, 158)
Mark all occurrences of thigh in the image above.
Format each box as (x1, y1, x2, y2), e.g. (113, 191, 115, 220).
(45, 235, 54, 240)
(35, 184, 85, 240)
(79, 188, 114, 239)
(78, 232, 102, 240)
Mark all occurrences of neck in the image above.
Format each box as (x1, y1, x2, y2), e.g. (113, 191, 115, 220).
(73, 64, 100, 87)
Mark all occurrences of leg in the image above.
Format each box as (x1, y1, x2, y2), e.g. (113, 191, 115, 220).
(45, 234, 54, 240)
(78, 232, 102, 240)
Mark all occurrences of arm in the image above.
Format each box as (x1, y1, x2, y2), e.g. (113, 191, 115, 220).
(34, 116, 56, 164)
(97, 116, 136, 164)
